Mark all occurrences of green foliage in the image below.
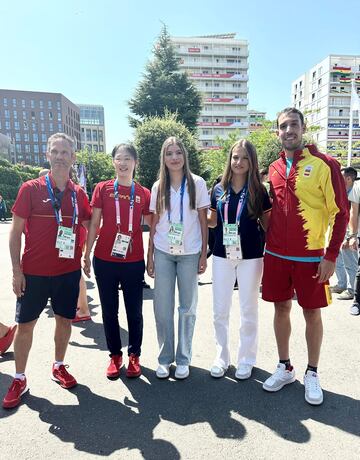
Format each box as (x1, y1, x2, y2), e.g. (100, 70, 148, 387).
(0, 164, 22, 217)
(247, 121, 281, 168)
(129, 25, 202, 132)
(133, 113, 200, 189)
(76, 149, 114, 193)
(13, 164, 41, 183)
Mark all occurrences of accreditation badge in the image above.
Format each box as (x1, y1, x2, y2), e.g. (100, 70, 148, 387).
(168, 222, 184, 255)
(58, 232, 76, 259)
(56, 225, 74, 249)
(222, 223, 238, 246)
(225, 235, 243, 260)
(111, 233, 131, 259)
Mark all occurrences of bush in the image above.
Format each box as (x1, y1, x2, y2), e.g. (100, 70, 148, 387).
(133, 113, 201, 189)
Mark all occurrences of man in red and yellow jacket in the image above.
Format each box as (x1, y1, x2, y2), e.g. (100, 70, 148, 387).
(262, 107, 348, 406)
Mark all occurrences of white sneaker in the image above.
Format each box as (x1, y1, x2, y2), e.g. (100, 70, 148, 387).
(210, 364, 227, 378)
(175, 365, 189, 380)
(156, 364, 170, 379)
(304, 370, 323, 405)
(263, 363, 296, 392)
(235, 364, 253, 380)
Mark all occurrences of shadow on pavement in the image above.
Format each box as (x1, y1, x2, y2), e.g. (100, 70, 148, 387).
(1, 366, 359, 458)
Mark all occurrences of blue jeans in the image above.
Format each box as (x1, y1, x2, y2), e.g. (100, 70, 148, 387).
(335, 248, 357, 293)
(154, 248, 200, 366)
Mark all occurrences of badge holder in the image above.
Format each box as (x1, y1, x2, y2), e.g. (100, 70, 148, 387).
(168, 222, 184, 255)
(111, 233, 131, 259)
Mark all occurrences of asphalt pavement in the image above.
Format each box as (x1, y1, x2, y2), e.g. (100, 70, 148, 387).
(0, 220, 359, 459)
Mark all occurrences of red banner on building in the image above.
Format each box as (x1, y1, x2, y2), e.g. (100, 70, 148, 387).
(188, 48, 200, 53)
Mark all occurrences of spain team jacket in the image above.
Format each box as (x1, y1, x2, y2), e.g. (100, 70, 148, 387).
(266, 144, 348, 262)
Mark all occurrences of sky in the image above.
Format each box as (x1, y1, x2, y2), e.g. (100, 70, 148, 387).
(1, 0, 359, 151)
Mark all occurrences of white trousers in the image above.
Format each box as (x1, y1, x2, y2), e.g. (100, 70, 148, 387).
(212, 255, 263, 368)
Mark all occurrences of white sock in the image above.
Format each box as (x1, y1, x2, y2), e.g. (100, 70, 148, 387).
(54, 361, 64, 369)
(15, 373, 26, 380)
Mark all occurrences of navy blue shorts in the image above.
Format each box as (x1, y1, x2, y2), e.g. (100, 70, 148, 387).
(15, 270, 81, 323)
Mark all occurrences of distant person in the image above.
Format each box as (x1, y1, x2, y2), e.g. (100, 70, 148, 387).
(2, 133, 91, 409)
(147, 137, 209, 380)
(259, 168, 270, 193)
(347, 169, 360, 315)
(0, 195, 7, 221)
(262, 107, 348, 406)
(208, 140, 271, 380)
(0, 322, 17, 354)
(331, 167, 358, 301)
(207, 175, 222, 259)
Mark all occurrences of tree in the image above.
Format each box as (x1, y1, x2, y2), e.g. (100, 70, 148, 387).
(133, 113, 201, 189)
(247, 121, 281, 168)
(129, 25, 202, 132)
(76, 149, 114, 194)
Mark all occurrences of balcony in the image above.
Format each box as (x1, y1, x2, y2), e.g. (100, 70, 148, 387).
(189, 72, 248, 81)
(201, 108, 248, 117)
(203, 97, 248, 105)
(176, 47, 249, 58)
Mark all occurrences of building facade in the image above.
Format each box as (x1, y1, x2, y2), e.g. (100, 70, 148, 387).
(292, 55, 360, 155)
(79, 104, 106, 153)
(0, 89, 80, 165)
(171, 33, 249, 149)
(248, 110, 267, 132)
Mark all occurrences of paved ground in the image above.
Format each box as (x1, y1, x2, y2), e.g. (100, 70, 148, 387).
(0, 221, 359, 459)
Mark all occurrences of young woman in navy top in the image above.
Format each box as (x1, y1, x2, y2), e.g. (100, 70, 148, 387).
(208, 139, 271, 380)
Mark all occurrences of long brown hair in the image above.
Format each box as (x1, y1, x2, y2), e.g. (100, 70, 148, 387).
(156, 137, 196, 214)
(221, 139, 265, 219)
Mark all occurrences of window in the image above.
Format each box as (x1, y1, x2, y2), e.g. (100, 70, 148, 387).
(34, 145, 39, 153)
(14, 121, 20, 130)
(22, 111, 27, 119)
(58, 123, 62, 131)
(41, 133, 47, 142)
(33, 133, 38, 142)
(31, 111, 36, 119)
(49, 123, 53, 132)
(40, 100, 44, 109)
(312, 71, 316, 79)
(40, 111, 44, 120)
(57, 112, 61, 121)
(3, 98, 8, 106)
(15, 144, 22, 153)
(25, 144, 30, 153)
(5, 110, 10, 118)
(32, 122, 36, 131)
(12, 98, 17, 107)
(24, 133, 29, 141)
(30, 100, 35, 108)
(99, 131, 103, 142)
(92, 130, 98, 141)
(5, 121, 10, 129)
(23, 121, 28, 130)
(15, 133, 21, 141)
(49, 111, 53, 120)
(22, 99, 26, 108)
(99, 145, 104, 152)
(318, 78, 322, 86)
(93, 145, 98, 152)
(13, 110, 17, 119)
(312, 93, 315, 100)
(48, 100, 52, 109)
(56, 101, 61, 110)
(41, 123, 45, 131)
(86, 129, 91, 141)
(42, 144, 47, 153)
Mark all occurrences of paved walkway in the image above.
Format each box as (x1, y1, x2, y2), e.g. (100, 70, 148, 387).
(0, 221, 359, 459)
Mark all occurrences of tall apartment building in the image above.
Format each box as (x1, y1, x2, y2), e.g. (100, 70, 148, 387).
(0, 89, 80, 165)
(79, 104, 106, 153)
(171, 33, 249, 149)
(292, 55, 360, 155)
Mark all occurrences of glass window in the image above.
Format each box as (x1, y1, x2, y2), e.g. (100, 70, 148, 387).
(22, 111, 27, 119)
(5, 110, 10, 118)
(34, 154, 39, 164)
(57, 112, 61, 121)
(56, 101, 61, 110)
(58, 123, 62, 131)
(13, 110, 17, 119)
(86, 129, 91, 141)
(48, 100, 52, 109)
(14, 121, 20, 130)
(25, 144, 30, 153)
(32, 122, 36, 131)
(30, 100, 35, 108)
(24, 133, 29, 141)
(31, 111, 36, 119)
(49, 122, 53, 132)
(41, 133, 47, 142)
(99, 145, 104, 152)
(40, 100, 44, 109)
(34, 145, 39, 153)
(15, 133, 21, 141)
(3, 98, 8, 106)
(12, 98, 17, 107)
(33, 133, 38, 142)
(5, 121, 10, 129)
(49, 111, 53, 120)
(23, 121, 28, 130)
(92, 130, 98, 141)
(41, 123, 45, 131)
(40, 111, 44, 120)
(21, 99, 26, 108)
(16, 144, 21, 153)
(42, 144, 47, 153)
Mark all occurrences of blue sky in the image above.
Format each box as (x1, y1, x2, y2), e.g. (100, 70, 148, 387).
(1, 0, 359, 150)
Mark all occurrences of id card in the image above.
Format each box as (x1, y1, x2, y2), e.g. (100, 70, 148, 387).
(223, 223, 239, 246)
(169, 244, 184, 255)
(56, 225, 74, 249)
(59, 232, 76, 259)
(168, 222, 184, 246)
(225, 236, 242, 260)
(111, 233, 131, 259)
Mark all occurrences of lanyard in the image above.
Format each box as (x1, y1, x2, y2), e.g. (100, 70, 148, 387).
(167, 175, 186, 223)
(45, 174, 78, 228)
(218, 185, 247, 226)
(114, 179, 135, 234)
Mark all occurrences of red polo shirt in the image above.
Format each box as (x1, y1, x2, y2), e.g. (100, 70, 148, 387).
(12, 174, 91, 276)
(91, 180, 150, 263)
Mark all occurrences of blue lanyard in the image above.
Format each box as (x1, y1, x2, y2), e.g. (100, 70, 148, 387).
(114, 179, 135, 233)
(218, 185, 247, 226)
(45, 174, 77, 228)
(167, 175, 186, 223)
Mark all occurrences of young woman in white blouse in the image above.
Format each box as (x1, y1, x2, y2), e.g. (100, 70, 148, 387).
(147, 137, 209, 380)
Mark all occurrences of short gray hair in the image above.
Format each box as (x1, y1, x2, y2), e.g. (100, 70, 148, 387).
(47, 133, 76, 154)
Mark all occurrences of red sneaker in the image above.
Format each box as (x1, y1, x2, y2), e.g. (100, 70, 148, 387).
(126, 354, 141, 378)
(0, 325, 17, 355)
(51, 364, 77, 389)
(106, 355, 123, 379)
(2, 377, 28, 409)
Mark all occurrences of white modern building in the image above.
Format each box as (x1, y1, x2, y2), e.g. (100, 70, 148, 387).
(248, 110, 267, 132)
(79, 104, 106, 153)
(292, 55, 360, 155)
(171, 33, 249, 149)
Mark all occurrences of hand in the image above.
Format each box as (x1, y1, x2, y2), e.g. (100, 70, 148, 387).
(82, 254, 91, 278)
(342, 239, 349, 250)
(313, 259, 335, 283)
(13, 270, 26, 297)
(198, 253, 207, 274)
(147, 257, 155, 278)
(349, 236, 358, 251)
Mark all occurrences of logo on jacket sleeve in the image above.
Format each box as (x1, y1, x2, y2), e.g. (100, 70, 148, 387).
(303, 165, 313, 177)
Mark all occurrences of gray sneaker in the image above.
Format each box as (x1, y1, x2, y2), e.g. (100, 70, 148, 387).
(263, 363, 296, 392)
(330, 284, 346, 294)
(337, 289, 354, 300)
(350, 303, 360, 316)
